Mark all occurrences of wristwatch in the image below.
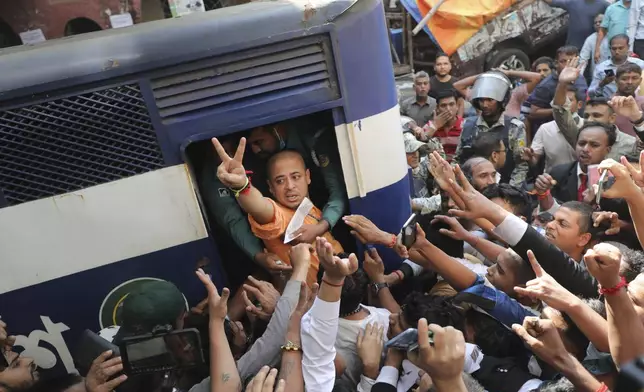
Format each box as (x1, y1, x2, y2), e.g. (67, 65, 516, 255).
(371, 282, 389, 295)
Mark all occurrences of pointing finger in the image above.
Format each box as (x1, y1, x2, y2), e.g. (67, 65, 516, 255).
(526, 250, 544, 278)
(233, 137, 247, 162)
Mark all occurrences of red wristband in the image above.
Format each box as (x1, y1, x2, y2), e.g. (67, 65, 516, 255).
(598, 276, 628, 296)
(537, 189, 551, 200)
(386, 234, 397, 248)
(322, 278, 345, 287)
(595, 382, 608, 392)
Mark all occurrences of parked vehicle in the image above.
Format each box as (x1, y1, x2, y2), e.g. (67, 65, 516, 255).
(399, 0, 568, 75)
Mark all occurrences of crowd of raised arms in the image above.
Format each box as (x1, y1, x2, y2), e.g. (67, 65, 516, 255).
(8, 0, 644, 391)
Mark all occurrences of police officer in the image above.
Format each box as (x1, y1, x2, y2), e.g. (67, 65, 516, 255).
(454, 71, 528, 187)
(247, 115, 347, 244)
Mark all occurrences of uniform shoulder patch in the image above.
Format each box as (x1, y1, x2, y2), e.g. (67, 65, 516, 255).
(318, 154, 330, 168)
(218, 188, 231, 197)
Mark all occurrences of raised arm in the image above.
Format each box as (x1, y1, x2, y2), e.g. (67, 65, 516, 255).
(552, 57, 585, 147)
(505, 70, 543, 94)
(452, 74, 480, 99)
(212, 137, 274, 224)
(195, 269, 241, 392)
(364, 248, 402, 314)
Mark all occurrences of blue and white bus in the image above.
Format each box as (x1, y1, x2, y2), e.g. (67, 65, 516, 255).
(0, 0, 410, 375)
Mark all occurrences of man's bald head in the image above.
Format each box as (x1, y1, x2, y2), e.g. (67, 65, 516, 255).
(462, 156, 497, 191)
(267, 150, 311, 209)
(267, 150, 307, 179)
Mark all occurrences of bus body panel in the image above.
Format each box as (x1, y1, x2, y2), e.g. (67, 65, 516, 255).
(0, 0, 411, 377)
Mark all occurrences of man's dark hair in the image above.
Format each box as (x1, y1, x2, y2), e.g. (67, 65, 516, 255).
(610, 33, 630, 46)
(401, 293, 466, 332)
(532, 56, 555, 71)
(616, 62, 642, 78)
(605, 241, 644, 282)
(560, 201, 595, 235)
(482, 183, 532, 221)
(586, 97, 613, 111)
(418, 213, 464, 259)
(435, 51, 449, 61)
(465, 309, 526, 358)
(339, 269, 369, 316)
(582, 297, 607, 319)
(435, 88, 459, 104)
(577, 121, 617, 147)
(471, 132, 503, 161)
(536, 377, 575, 392)
(556, 45, 579, 59)
(505, 248, 537, 285)
(565, 84, 584, 103)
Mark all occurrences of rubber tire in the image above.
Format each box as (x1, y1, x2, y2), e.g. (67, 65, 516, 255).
(486, 48, 531, 71)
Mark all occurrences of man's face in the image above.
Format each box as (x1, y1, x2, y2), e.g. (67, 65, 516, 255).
(594, 14, 604, 33)
(535, 63, 552, 79)
(617, 71, 642, 96)
(248, 127, 279, 159)
(491, 140, 507, 169)
(268, 154, 311, 209)
(471, 159, 497, 191)
(610, 38, 629, 63)
(406, 151, 420, 168)
(414, 77, 430, 99)
(545, 207, 589, 256)
(478, 98, 500, 118)
(583, 104, 615, 125)
(0, 356, 39, 390)
(486, 251, 521, 296)
(434, 56, 452, 77)
(556, 53, 576, 74)
(437, 96, 458, 120)
(576, 127, 611, 167)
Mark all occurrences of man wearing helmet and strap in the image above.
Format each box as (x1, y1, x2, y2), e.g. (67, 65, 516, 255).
(453, 71, 529, 187)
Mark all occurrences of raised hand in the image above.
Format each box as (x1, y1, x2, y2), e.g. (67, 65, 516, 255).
(621, 152, 644, 188)
(431, 215, 469, 241)
(246, 366, 285, 392)
(593, 211, 621, 236)
(212, 137, 248, 189)
(409, 319, 466, 388)
(196, 268, 230, 321)
(534, 173, 557, 194)
(609, 96, 643, 123)
(363, 248, 386, 283)
(342, 215, 392, 245)
(596, 158, 642, 201)
(512, 317, 571, 371)
(84, 351, 128, 392)
(558, 56, 583, 84)
(417, 370, 434, 392)
(356, 323, 385, 379)
(0, 319, 15, 353)
(242, 277, 280, 321)
(583, 242, 623, 289)
(513, 250, 576, 311)
(255, 251, 293, 277)
(428, 151, 455, 192)
(315, 237, 358, 280)
(446, 165, 504, 222)
(289, 243, 313, 273)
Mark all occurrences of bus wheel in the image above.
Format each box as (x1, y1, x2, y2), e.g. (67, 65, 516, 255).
(486, 48, 530, 72)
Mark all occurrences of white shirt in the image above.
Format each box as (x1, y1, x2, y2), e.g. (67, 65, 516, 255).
(336, 306, 391, 388)
(302, 297, 341, 392)
(531, 120, 576, 173)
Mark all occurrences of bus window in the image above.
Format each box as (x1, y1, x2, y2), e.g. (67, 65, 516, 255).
(186, 110, 356, 303)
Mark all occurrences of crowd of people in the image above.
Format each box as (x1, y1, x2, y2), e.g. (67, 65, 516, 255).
(6, 1, 644, 391)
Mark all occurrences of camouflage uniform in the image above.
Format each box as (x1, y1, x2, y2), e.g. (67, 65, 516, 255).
(454, 115, 528, 187)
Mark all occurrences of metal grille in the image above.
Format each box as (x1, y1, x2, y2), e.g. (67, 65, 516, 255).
(0, 85, 165, 206)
